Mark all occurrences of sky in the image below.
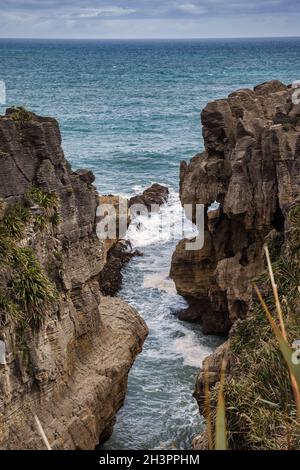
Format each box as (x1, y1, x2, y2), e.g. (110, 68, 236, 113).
(0, 0, 299, 39)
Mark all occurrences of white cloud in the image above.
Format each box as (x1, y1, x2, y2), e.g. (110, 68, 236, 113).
(78, 6, 136, 18)
(177, 3, 206, 14)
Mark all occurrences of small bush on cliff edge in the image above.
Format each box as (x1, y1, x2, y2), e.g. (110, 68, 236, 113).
(0, 291, 23, 326)
(11, 106, 33, 123)
(28, 186, 59, 214)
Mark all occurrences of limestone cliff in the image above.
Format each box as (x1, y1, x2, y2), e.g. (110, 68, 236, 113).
(170, 81, 300, 449)
(0, 108, 147, 450)
(171, 80, 300, 335)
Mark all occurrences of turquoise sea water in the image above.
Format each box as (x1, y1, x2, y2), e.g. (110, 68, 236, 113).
(1, 38, 300, 449)
(1, 38, 300, 194)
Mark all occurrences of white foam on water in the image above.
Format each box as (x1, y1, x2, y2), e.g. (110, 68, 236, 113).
(143, 273, 176, 294)
(103, 185, 222, 449)
(171, 330, 215, 368)
(125, 187, 213, 369)
(126, 189, 197, 248)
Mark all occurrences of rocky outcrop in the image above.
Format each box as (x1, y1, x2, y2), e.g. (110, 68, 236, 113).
(0, 108, 147, 449)
(98, 194, 130, 259)
(129, 183, 169, 210)
(192, 341, 230, 450)
(99, 240, 142, 296)
(98, 184, 169, 296)
(97, 194, 133, 296)
(193, 341, 229, 411)
(171, 80, 300, 335)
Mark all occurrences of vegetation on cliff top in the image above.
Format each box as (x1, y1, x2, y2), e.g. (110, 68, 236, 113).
(211, 203, 300, 450)
(10, 106, 33, 124)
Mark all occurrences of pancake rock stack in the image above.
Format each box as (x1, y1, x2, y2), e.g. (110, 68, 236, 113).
(170, 80, 300, 335)
(0, 108, 147, 449)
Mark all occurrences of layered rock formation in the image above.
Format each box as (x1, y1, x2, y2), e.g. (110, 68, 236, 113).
(171, 80, 300, 335)
(97, 194, 134, 296)
(97, 182, 169, 296)
(0, 108, 147, 449)
(98, 183, 169, 296)
(170, 80, 300, 449)
(99, 240, 142, 296)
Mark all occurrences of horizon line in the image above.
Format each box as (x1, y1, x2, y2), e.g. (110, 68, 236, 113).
(0, 35, 300, 41)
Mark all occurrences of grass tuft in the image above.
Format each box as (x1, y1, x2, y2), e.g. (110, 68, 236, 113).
(0, 202, 58, 330)
(11, 106, 33, 123)
(28, 186, 60, 231)
(0, 203, 30, 239)
(11, 248, 57, 329)
(208, 200, 300, 450)
(28, 187, 58, 212)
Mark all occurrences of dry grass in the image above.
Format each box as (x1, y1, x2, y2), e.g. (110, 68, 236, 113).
(205, 217, 300, 449)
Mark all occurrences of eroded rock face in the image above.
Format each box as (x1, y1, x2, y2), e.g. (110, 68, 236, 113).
(129, 183, 169, 210)
(171, 80, 300, 335)
(0, 109, 148, 449)
(98, 184, 169, 296)
(99, 240, 142, 296)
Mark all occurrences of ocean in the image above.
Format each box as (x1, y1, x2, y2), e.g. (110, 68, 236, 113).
(1, 37, 300, 449)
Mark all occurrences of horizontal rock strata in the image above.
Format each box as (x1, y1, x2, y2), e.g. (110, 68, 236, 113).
(171, 80, 300, 335)
(0, 108, 147, 449)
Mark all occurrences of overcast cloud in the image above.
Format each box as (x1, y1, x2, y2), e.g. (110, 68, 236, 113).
(0, 0, 299, 38)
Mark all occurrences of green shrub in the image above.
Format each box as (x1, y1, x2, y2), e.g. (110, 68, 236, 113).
(0, 291, 23, 326)
(0, 202, 58, 330)
(0, 149, 9, 158)
(0, 203, 30, 238)
(282, 123, 293, 132)
(53, 250, 63, 262)
(49, 211, 60, 227)
(11, 106, 33, 123)
(34, 214, 48, 232)
(28, 186, 60, 231)
(11, 248, 57, 329)
(28, 187, 58, 213)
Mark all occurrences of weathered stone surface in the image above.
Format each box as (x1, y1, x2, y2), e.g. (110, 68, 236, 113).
(194, 341, 229, 413)
(171, 80, 300, 335)
(0, 110, 148, 449)
(129, 183, 169, 210)
(74, 169, 95, 185)
(98, 184, 168, 296)
(99, 240, 142, 296)
(0, 296, 147, 450)
(192, 341, 229, 449)
(97, 194, 130, 258)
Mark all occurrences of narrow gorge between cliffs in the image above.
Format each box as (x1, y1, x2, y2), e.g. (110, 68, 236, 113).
(2, 38, 300, 451)
(101, 192, 222, 450)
